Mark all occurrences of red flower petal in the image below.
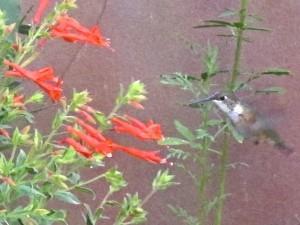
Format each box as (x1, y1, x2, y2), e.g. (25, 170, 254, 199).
(117, 145, 166, 164)
(33, 0, 49, 24)
(51, 15, 110, 47)
(4, 60, 63, 102)
(65, 126, 112, 156)
(111, 116, 164, 141)
(0, 129, 10, 138)
(62, 137, 93, 158)
(77, 109, 96, 124)
(76, 118, 106, 142)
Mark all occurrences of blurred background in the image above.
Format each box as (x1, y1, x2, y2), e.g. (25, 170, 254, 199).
(21, 0, 300, 224)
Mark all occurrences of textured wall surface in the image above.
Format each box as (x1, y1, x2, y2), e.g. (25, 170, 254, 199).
(21, 1, 300, 224)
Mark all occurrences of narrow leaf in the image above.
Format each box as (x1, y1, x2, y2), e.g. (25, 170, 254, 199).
(54, 191, 80, 205)
(262, 68, 290, 76)
(255, 86, 285, 95)
(174, 120, 195, 141)
(245, 27, 271, 32)
(159, 137, 189, 146)
(228, 123, 244, 143)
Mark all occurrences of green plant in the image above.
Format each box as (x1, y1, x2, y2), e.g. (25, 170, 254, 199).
(160, 1, 290, 225)
(0, 1, 175, 224)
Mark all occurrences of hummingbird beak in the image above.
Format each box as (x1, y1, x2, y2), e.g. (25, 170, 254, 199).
(187, 92, 220, 107)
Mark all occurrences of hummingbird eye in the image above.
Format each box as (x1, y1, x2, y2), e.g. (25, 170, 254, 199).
(219, 95, 227, 101)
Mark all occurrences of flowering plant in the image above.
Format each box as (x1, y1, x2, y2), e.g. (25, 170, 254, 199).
(0, 1, 175, 224)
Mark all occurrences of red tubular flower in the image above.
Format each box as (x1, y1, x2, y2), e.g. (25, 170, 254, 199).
(111, 115, 164, 141)
(129, 101, 144, 110)
(76, 118, 105, 142)
(51, 15, 110, 47)
(65, 125, 112, 156)
(12, 94, 25, 108)
(77, 109, 96, 124)
(0, 129, 10, 138)
(80, 105, 96, 114)
(62, 137, 93, 158)
(33, 0, 49, 24)
(116, 145, 166, 164)
(4, 60, 63, 102)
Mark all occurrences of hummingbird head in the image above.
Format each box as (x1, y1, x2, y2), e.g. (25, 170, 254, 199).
(188, 92, 245, 122)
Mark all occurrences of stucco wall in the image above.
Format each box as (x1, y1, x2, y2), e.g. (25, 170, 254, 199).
(21, 1, 300, 224)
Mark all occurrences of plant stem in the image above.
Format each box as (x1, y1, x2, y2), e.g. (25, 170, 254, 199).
(214, 129, 229, 225)
(107, 103, 122, 119)
(68, 173, 105, 191)
(229, 0, 249, 91)
(9, 146, 17, 162)
(141, 189, 156, 206)
(197, 106, 211, 223)
(98, 189, 114, 209)
(215, 1, 249, 224)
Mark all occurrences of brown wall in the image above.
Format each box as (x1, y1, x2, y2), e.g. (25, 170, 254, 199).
(21, 0, 300, 224)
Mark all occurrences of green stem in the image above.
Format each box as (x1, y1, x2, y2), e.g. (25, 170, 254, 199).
(15, 23, 48, 65)
(215, 1, 249, 224)
(141, 189, 156, 206)
(9, 146, 17, 162)
(98, 189, 114, 209)
(67, 173, 105, 191)
(229, 0, 249, 91)
(197, 106, 211, 223)
(214, 130, 229, 225)
(107, 103, 122, 119)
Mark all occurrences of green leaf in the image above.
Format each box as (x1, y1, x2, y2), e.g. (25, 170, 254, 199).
(33, 129, 43, 150)
(159, 137, 189, 146)
(160, 72, 196, 91)
(202, 43, 219, 79)
(104, 168, 127, 192)
(167, 148, 190, 160)
(207, 119, 224, 127)
(51, 110, 66, 130)
(44, 210, 66, 222)
(255, 86, 285, 95)
(262, 68, 290, 76)
(245, 27, 271, 32)
(152, 170, 177, 191)
(0, 0, 21, 24)
(203, 20, 233, 26)
(70, 90, 91, 111)
(54, 190, 80, 205)
(195, 128, 214, 141)
(174, 120, 195, 141)
(227, 123, 244, 144)
(16, 149, 26, 166)
(33, 208, 51, 216)
(18, 185, 46, 198)
(56, 148, 77, 164)
(194, 20, 233, 29)
(168, 205, 199, 225)
(218, 9, 237, 18)
(124, 80, 147, 103)
(11, 128, 22, 147)
(116, 193, 147, 224)
(74, 186, 96, 200)
(94, 112, 109, 130)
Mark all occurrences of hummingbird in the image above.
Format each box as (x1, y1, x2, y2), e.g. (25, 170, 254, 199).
(188, 92, 293, 155)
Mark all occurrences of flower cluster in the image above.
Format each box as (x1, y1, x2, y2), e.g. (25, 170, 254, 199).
(112, 115, 163, 141)
(51, 15, 110, 47)
(62, 106, 166, 164)
(3, 0, 110, 103)
(4, 60, 63, 102)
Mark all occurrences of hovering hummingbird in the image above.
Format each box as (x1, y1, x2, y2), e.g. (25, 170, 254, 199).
(188, 92, 293, 155)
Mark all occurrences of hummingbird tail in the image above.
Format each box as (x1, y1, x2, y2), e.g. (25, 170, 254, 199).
(275, 142, 293, 156)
